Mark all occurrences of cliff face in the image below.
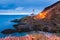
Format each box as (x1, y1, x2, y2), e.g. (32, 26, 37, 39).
(36, 1, 60, 20)
(1, 1, 60, 34)
(34, 1, 60, 33)
(44, 1, 60, 21)
(45, 3, 60, 27)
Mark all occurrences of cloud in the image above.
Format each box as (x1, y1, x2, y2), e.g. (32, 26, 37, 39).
(15, 7, 24, 11)
(0, 6, 42, 15)
(0, 0, 58, 9)
(0, 13, 31, 15)
(0, 0, 58, 15)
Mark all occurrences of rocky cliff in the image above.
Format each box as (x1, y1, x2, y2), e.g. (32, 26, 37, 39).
(1, 1, 60, 34)
(35, 1, 60, 33)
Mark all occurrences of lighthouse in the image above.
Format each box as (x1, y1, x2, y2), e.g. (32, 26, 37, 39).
(31, 9, 35, 16)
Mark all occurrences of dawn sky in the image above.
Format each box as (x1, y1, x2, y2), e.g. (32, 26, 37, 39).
(0, 0, 59, 15)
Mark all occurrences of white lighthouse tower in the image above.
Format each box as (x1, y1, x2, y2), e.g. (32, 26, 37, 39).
(31, 9, 35, 16)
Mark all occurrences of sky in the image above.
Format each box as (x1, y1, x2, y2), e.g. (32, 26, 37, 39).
(0, 0, 59, 15)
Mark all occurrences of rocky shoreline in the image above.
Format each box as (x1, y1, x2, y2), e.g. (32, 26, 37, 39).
(0, 32, 60, 40)
(1, 1, 60, 36)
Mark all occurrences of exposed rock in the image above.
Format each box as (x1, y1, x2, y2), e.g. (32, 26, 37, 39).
(35, 1, 60, 33)
(1, 1, 60, 34)
(1, 29, 16, 34)
(12, 16, 52, 32)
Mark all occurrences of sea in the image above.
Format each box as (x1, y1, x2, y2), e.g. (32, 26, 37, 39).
(0, 15, 54, 38)
(0, 15, 28, 38)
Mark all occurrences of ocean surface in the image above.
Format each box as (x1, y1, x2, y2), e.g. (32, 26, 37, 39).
(0, 15, 54, 38)
(0, 15, 27, 38)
